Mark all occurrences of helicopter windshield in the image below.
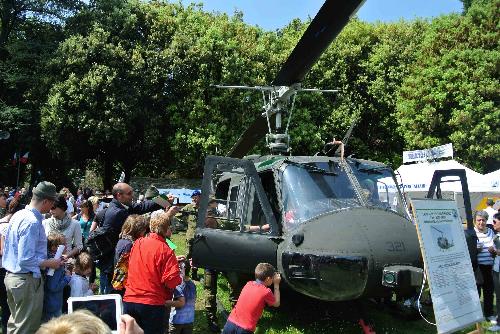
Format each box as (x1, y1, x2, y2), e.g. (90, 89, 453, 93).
(281, 161, 362, 229)
(348, 161, 407, 217)
(281, 160, 408, 229)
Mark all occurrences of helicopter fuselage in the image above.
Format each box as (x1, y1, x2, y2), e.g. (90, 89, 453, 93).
(192, 155, 423, 301)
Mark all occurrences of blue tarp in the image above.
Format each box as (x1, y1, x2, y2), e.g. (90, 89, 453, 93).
(158, 188, 198, 204)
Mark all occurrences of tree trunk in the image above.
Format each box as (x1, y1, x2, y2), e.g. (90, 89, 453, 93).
(121, 156, 134, 184)
(103, 155, 113, 191)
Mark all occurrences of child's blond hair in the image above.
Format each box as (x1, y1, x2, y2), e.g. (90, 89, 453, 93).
(36, 309, 111, 334)
(120, 214, 149, 240)
(74, 252, 93, 275)
(149, 212, 173, 236)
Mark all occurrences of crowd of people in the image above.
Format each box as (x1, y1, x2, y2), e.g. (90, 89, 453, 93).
(5, 179, 497, 333)
(0, 181, 281, 334)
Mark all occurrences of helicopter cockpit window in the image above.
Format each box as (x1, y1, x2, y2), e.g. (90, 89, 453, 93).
(204, 162, 274, 234)
(348, 161, 407, 217)
(281, 161, 361, 229)
(202, 164, 243, 232)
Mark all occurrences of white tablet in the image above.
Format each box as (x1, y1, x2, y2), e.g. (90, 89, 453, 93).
(68, 294, 123, 333)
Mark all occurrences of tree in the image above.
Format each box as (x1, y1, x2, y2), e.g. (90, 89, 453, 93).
(396, 0, 499, 172)
(0, 0, 83, 56)
(291, 18, 428, 167)
(162, 4, 281, 174)
(0, 16, 69, 187)
(42, 0, 182, 188)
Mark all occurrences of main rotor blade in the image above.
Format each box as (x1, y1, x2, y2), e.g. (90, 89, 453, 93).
(272, 0, 365, 86)
(214, 85, 275, 91)
(227, 116, 270, 158)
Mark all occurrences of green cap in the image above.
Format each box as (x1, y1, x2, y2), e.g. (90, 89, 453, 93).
(32, 181, 57, 200)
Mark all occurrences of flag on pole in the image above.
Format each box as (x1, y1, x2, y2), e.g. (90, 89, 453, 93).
(20, 152, 29, 164)
(11, 152, 17, 166)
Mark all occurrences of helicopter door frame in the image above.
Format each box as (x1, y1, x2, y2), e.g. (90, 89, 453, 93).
(192, 156, 280, 273)
(197, 156, 279, 234)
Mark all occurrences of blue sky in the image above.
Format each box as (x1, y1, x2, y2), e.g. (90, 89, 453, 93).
(182, 0, 463, 30)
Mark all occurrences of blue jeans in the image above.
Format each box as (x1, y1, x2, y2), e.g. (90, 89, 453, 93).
(42, 309, 61, 322)
(123, 302, 165, 334)
(222, 320, 253, 334)
(97, 258, 113, 295)
(99, 270, 113, 294)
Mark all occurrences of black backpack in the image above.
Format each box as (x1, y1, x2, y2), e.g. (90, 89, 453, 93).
(85, 209, 118, 261)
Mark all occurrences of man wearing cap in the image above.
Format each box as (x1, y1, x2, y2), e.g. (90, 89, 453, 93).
(2, 181, 64, 333)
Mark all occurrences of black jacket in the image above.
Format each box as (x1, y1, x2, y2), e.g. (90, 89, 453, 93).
(96, 198, 161, 272)
(102, 198, 161, 238)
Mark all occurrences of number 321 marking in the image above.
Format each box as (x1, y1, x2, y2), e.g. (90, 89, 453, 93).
(386, 241, 406, 252)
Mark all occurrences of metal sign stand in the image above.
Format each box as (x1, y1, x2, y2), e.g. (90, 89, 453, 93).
(466, 323, 483, 334)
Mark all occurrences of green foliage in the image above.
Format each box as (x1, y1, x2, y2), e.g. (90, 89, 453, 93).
(396, 0, 499, 172)
(300, 18, 429, 167)
(0, 12, 69, 185)
(163, 5, 280, 173)
(0, 0, 83, 52)
(42, 0, 180, 186)
(1, 0, 498, 186)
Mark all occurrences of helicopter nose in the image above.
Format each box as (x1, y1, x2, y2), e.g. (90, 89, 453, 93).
(279, 208, 421, 301)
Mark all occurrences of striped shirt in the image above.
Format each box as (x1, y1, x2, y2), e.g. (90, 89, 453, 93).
(475, 227, 495, 265)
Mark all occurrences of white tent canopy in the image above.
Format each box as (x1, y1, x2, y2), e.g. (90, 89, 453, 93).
(485, 169, 500, 189)
(391, 160, 500, 220)
(395, 160, 494, 193)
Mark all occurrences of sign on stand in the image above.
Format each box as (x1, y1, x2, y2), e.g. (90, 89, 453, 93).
(403, 143, 453, 163)
(412, 198, 483, 334)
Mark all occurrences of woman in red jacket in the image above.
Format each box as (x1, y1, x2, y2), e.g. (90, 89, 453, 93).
(123, 208, 182, 334)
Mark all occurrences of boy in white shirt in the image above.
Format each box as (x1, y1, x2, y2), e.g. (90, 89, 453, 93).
(70, 252, 96, 297)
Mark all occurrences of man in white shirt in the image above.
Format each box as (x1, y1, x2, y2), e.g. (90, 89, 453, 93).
(486, 198, 497, 229)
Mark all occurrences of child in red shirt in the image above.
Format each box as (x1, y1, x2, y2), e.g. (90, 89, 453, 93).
(222, 263, 281, 334)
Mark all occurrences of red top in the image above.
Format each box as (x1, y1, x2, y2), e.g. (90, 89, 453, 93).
(228, 281, 276, 331)
(123, 233, 181, 305)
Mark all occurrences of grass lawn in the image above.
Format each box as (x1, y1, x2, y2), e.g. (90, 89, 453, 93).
(169, 232, 491, 334)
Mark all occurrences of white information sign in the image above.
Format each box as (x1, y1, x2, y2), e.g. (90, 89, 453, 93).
(403, 143, 453, 163)
(412, 199, 483, 334)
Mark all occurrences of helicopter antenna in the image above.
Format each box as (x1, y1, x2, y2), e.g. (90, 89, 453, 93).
(333, 113, 358, 156)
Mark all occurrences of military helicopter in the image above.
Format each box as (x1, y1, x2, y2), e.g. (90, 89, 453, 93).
(192, 0, 423, 304)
